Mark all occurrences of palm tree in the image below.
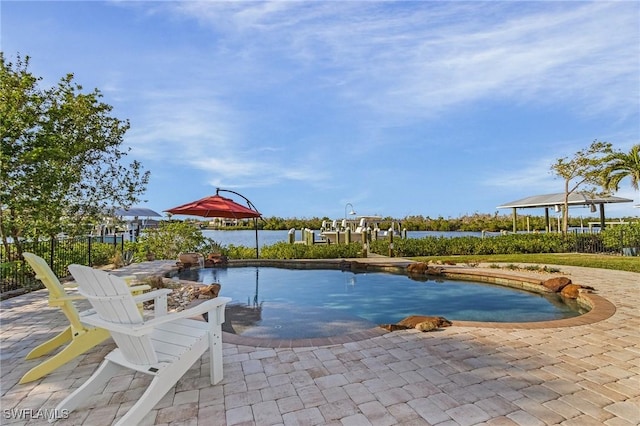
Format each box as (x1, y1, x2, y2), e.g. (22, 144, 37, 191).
(601, 144, 640, 192)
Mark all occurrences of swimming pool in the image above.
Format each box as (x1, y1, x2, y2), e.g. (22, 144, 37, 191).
(174, 266, 583, 339)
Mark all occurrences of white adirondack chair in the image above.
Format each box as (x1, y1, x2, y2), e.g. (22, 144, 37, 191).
(20, 252, 150, 384)
(51, 264, 231, 425)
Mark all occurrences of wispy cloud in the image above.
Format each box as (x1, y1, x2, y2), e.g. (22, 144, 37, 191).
(107, 1, 638, 214)
(157, 2, 638, 120)
(125, 95, 236, 160)
(482, 155, 561, 193)
(125, 88, 328, 188)
(4, 1, 637, 217)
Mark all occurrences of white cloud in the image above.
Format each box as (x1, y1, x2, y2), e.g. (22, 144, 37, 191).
(162, 1, 638, 122)
(126, 93, 328, 188)
(110, 1, 638, 213)
(483, 156, 560, 193)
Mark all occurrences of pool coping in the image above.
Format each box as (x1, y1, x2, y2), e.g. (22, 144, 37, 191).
(185, 260, 618, 348)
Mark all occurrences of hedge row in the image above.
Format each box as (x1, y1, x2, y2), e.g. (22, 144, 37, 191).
(368, 225, 640, 257)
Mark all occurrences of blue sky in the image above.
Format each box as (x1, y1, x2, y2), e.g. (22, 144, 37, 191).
(3, 1, 639, 220)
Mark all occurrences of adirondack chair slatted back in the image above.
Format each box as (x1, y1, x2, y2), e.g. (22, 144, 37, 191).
(68, 265, 158, 365)
(22, 253, 85, 333)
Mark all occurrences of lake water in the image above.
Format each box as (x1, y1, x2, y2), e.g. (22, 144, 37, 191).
(201, 230, 491, 248)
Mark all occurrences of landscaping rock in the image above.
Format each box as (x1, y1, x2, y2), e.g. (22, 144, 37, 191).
(415, 321, 439, 332)
(143, 280, 222, 312)
(407, 262, 444, 276)
(197, 283, 221, 299)
(543, 276, 572, 292)
(560, 284, 583, 299)
(398, 315, 452, 328)
(559, 282, 597, 299)
(380, 315, 452, 332)
(407, 262, 427, 274)
(205, 253, 228, 267)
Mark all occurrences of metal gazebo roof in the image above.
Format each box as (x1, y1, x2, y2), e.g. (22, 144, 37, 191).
(497, 192, 634, 232)
(497, 192, 633, 209)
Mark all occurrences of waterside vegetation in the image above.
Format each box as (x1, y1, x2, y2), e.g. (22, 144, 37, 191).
(130, 222, 640, 272)
(199, 212, 638, 233)
(420, 253, 640, 274)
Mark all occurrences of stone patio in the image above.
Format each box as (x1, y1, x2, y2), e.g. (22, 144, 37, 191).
(1, 259, 638, 425)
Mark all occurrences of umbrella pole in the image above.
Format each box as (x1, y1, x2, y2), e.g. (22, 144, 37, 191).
(254, 217, 259, 259)
(215, 188, 261, 259)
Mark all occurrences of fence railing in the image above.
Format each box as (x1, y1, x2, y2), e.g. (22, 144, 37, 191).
(570, 228, 639, 254)
(571, 233, 609, 254)
(1, 235, 125, 298)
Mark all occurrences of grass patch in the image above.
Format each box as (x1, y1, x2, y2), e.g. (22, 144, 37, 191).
(412, 253, 640, 273)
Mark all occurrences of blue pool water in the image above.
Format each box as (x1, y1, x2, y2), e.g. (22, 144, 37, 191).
(174, 267, 582, 339)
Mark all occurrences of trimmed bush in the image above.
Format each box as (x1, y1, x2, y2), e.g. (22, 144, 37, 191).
(260, 242, 363, 259)
(369, 233, 571, 257)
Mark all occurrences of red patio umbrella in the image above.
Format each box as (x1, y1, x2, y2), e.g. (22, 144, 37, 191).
(165, 189, 262, 258)
(165, 195, 261, 219)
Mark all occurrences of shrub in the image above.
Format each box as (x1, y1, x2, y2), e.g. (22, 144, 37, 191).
(128, 222, 220, 261)
(223, 244, 258, 259)
(90, 243, 117, 266)
(600, 222, 640, 251)
(369, 233, 569, 257)
(260, 242, 363, 259)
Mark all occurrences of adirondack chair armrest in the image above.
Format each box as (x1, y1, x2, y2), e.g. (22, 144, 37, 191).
(132, 288, 172, 316)
(48, 286, 149, 308)
(78, 308, 97, 317)
(140, 296, 231, 331)
(170, 297, 232, 325)
(131, 288, 173, 303)
(118, 275, 151, 292)
(129, 284, 151, 292)
(48, 294, 85, 306)
(81, 297, 232, 336)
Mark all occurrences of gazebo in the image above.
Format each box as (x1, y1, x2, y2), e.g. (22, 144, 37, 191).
(497, 192, 634, 232)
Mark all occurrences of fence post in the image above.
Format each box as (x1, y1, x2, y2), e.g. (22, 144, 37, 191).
(49, 237, 55, 270)
(88, 236, 92, 267)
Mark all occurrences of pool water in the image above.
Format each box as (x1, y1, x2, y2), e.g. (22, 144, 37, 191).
(174, 267, 583, 339)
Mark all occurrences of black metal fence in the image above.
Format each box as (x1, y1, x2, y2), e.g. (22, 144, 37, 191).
(570, 228, 639, 254)
(1, 235, 125, 298)
(571, 233, 609, 254)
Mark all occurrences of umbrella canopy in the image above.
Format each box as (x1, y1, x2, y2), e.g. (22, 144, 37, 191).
(165, 194, 261, 219)
(165, 189, 262, 259)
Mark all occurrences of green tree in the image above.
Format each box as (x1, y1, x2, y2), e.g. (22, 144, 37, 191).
(550, 140, 613, 234)
(1, 54, 150, 255)
(131, 221, 220, 261)
(601, 144, 640, 193)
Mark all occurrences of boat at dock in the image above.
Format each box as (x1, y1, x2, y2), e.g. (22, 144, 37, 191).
(319, 215, 403, 244)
